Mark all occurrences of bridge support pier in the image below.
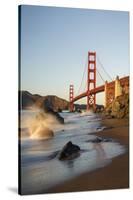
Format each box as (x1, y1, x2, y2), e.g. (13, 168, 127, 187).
(105, 76, 123, 107)
(69, 84, 74, 112)
(104, 80, 115, 107)
(104, 81, 108, 107)
(115, 76, 122, 98)
(87, 52, 96, 110)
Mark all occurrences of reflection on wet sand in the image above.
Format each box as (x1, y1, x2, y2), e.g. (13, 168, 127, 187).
(93, 143, 107, 161)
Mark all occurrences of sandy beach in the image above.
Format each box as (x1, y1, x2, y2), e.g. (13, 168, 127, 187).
(48, 117, 129, 193)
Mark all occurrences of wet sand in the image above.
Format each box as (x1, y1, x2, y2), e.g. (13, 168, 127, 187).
(48, 118, 129, 193)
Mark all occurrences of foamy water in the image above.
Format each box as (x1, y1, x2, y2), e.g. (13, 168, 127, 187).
(20, 110, 125, 194)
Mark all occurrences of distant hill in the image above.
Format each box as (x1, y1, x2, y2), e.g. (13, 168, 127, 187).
(19, 91, 69, 111)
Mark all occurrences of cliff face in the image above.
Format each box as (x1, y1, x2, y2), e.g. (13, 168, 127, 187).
(35, 95, 69, 111)
(20, 91, 69, 111)
(20, 91, 39, 109)
(104, 93, 129, 119)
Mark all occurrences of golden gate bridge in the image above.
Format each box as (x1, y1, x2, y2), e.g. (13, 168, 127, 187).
(69, 51, 129, 111)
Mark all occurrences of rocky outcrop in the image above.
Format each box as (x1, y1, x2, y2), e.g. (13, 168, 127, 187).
(36, 108, 64, 124)
(30, 123, 54, 139)
(86, 136, 113, 143)
(104, 93, 129, 119)
(20, 91, 69, 111)
(94, 104, 104, 113)
(29, 112, 54, 139)
(44, 107, 64, 124)
(58, 141, 80, 160)
(75, 104, 87, 110)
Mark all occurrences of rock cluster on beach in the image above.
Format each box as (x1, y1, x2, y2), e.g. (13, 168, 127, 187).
(20, 91, 66, 139)
(86, 136, 113, 143)
(104, 93, 129, 119)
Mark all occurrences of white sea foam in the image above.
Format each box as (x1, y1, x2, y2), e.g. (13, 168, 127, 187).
(20, 110, 125, 194)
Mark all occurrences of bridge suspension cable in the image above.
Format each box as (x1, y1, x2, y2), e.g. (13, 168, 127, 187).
(76, 56, 88, 96)
(74, 52, 112, 99)
(76, 54, 106, 95)
(96, 68, 105, 83)
(97, 54, 113, 81)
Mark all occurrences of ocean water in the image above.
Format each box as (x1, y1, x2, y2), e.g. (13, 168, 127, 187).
(20, 110, 125, 194)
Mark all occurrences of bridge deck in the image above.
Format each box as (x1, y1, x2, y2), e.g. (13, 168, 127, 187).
(71, 76, 129, 103)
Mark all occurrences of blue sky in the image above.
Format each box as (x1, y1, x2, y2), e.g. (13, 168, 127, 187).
(20, 5, 129, 104)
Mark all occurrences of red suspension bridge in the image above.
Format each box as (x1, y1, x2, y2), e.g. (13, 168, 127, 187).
(69, 51, 129, 112)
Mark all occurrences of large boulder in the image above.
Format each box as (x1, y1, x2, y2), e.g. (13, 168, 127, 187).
(44, 107, 64, 124)
(58, 141, 80, 160)
(29, 123, 54, 139)
(29, 112, 54, 139)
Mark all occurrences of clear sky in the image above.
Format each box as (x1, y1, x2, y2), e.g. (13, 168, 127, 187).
(20, 5, 129, 104)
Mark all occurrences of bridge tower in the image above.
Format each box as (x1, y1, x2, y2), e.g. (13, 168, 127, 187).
(69, 84, 74, 112)
(87, 52, 96, 110)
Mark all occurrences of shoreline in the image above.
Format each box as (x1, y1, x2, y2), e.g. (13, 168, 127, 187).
(47, 117, 129, 194)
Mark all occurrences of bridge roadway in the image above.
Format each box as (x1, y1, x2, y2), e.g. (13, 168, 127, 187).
(71, 76, 129, 103)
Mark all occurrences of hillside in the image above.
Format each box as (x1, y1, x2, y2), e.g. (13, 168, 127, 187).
(19, 91, 69, 111)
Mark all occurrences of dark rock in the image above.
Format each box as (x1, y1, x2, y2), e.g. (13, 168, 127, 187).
(75, 104, 87, 110)
(76, 109, 82, 113)
(58, 108, 62, 112)
(91, 137, 103, 143)
(44, 107, 64, 124)
(96, 126, 113, 131)
(96, 127, 103, 131)
(102, 137, 113, 142)
(58, 141, 80, 160)
(94, 104, 104, 113)
(87, 136, 113, 143)
(103, 126, 114, 130)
